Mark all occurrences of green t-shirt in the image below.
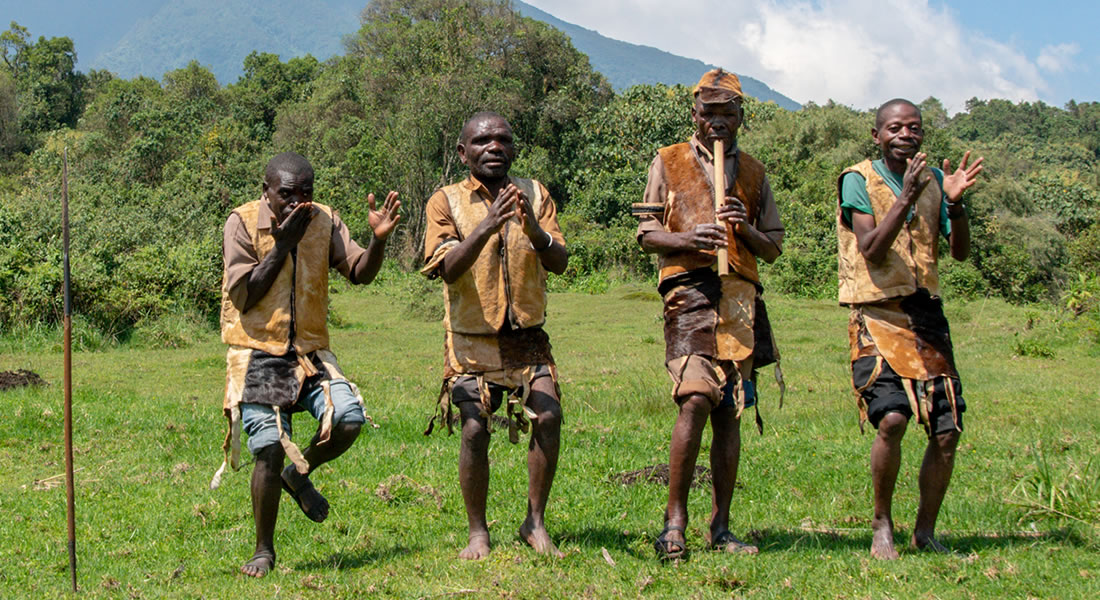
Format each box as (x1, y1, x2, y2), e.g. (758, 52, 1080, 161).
(840, 159, 951, 238)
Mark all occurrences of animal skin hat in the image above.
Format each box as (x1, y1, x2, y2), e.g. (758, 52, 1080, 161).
(693, 68, 743, 104)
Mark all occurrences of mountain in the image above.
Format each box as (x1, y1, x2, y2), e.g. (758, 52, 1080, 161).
(2, 0, 798, 108)
(88, 0, 362, 84)
(512, 1, 801, 110)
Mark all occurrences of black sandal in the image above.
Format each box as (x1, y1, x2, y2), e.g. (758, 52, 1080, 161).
(654, 524, 687, 562)
(281, 466, 329, 523)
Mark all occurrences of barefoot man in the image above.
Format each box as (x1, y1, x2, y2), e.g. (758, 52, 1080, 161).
(212, 151, 401, 576)
(837, 99, 983, 558)
(421, 112, 568, 559)
(633, 69, 784, 560)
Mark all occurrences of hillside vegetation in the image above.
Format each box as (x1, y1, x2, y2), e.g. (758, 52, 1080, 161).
(1, 0, 1098, 345)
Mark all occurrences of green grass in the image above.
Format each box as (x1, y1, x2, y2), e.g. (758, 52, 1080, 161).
(2, 285, 1098, 598)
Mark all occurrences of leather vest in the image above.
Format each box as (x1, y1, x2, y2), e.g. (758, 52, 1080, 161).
(657, 143, 765, 283)
(440, 177, 549, 335)
(836, 160, 942, 304)
(220, 199, 333, 355)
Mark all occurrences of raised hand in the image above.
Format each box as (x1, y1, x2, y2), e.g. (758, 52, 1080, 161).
(901, 152, 931, 206)
(368, 191, 402, 241)
(942, 151, 984, 202)
(270, 202, 317, 249)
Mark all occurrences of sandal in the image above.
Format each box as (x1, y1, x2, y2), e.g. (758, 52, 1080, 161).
(654, 524, 688, 562)
(709, 530, 759, 554)
(281, 466, 329, 523)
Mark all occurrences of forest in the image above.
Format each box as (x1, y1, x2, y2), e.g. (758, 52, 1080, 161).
(1, 0, 1098, 343)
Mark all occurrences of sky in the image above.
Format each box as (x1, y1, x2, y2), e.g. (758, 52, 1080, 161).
(524, 0, 1099, 112)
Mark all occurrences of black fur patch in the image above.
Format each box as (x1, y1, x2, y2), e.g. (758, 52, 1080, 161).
(900, 289, 957, 373)
(241, 350, 302, 410)
(499, 326, 554, 369)
(752, 296, 778, 369)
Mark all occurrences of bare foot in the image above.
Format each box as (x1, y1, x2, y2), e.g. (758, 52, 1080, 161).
(912, 533, 951, 553)
(240, 551, 275, 578)
(870, 520, 899, 560)
(519, 518, 564, 558)
(459, 532, 492, 560)
(708, 530, 759, 555)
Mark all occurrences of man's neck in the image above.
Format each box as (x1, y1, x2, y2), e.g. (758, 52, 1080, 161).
(881, 156, 907, 176)
(480, 175, 509, 199)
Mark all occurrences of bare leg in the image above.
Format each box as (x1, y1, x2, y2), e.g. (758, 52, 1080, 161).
(708, 362, 758, 554)
(458, 401, 492, 559)
(912, 430, 960, 551)
(661, 394, 712, 551)
(281, 421, 363, 522)
(709, 407, 758, 553)
(870, 411, 908, 560)
(241, 443, 283, 577)
(519, 377, 564, 557)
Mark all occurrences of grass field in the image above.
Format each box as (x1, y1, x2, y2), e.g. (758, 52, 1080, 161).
(2, 281, 1098, 599)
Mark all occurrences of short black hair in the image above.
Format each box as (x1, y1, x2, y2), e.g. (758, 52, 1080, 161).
(459, 111, 509, 145)
(264, 152, 314, 184)
(874, 98, 921, 129)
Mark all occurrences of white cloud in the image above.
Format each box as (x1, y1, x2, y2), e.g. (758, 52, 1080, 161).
(1037, 43, 1080, 73)
(523, 0, 1051, 112)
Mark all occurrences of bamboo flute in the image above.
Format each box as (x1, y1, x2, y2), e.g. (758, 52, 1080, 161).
(713, 139, 729, 275)
(62, 147, 77, 593)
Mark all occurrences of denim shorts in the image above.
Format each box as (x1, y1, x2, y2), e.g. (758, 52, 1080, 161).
(241, 380, 365, 455)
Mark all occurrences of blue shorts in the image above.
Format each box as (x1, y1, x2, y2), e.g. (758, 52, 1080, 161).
(241, 380, 365, 455)
(718, 378, 756, 411)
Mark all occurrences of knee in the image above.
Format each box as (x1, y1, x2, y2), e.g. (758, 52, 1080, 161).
(711, 405, 740, 435)
(678, 394, 713, 422)
(935, 430, 960, 458)
(333, 420, 362, 443)
(254, 441, 285, 465)
(461, 416, 490, 451)
(877, 411, 909, 440)
(530, 396, 562, 430)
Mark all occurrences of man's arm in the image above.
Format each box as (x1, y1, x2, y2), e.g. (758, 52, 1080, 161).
(946, 206, 970, 261)
(636, 155, 730, 255)
(720, 176, 782, 264)
(437, 184, 519, 283)
(852, 153, 931, 264)
(940, 151, 981, 262)
(240, 203, 317, 312)
(349, 191, 401, 285)
(517, 183, 567, 275)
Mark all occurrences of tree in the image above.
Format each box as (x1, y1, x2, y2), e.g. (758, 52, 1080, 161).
(1, 22, 86, 137)
(341, 0, 611, 259)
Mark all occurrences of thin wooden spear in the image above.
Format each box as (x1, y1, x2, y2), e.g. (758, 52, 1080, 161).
(62, 147, 77, 593)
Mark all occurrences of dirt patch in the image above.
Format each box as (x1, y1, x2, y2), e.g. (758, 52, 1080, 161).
(375, 474, 444, 508)
(0, 369, 46, 391)
(611, 464, 712, 488)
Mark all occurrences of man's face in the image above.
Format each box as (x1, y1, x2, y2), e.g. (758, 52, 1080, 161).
(872, 103, 924, 165)
(458, 116, 515, 182)
(263, 168, 314, 225)
(691, 98, 742, 152)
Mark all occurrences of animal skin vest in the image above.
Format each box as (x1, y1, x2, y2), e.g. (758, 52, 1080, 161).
(656, 143, 766, 284)
(439, 177, 549, 335)
(220, 199, 333, 355)
(836, 160, 942, 305)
